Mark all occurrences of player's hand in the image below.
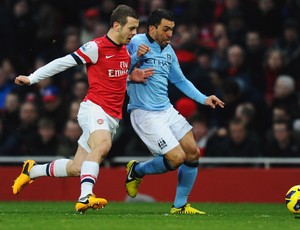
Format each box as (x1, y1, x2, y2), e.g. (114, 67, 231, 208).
(137, 44, 150, 57)
(15, 75, 30, 86)
(130, 68, 154, 83)
(204, 95, 225, 109)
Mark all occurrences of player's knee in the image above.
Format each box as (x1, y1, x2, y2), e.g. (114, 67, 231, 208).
(67, 164, 81, 176)
(167, 151, 186, 168)
(177, 151, 186, 165)
(186, 145, 200, 162)
(192, 146, 201, 160)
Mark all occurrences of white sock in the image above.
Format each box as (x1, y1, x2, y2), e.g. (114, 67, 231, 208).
(29, 159, 70, 179)
(79, 161, 99, 201)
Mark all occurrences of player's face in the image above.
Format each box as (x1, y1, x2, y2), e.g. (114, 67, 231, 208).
(118, 17, 139, 45)
(153, 19, 175, 48)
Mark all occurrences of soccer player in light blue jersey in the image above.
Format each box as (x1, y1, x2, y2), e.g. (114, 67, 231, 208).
(125, 9, 225, 214)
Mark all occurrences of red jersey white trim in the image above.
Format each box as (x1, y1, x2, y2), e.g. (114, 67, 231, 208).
(74, 36, 131, 119)
(28, 35, 130, 119)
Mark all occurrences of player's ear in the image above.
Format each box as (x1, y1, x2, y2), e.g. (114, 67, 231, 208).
(113, 21, 121, 32)
(148, 25, 156, 34)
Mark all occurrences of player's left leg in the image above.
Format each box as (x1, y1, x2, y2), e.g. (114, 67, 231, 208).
(75, 129, 111, 213)
(171, 130, 205, 215)
(75, 100, 121, 212)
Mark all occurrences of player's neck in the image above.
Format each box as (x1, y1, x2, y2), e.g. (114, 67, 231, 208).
(107, 29, 121, 45)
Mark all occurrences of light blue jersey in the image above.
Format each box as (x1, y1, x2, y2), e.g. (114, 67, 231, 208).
(127, 33, 207, 112)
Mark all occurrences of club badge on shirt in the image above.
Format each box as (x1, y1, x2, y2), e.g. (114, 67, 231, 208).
(81, 43, 92, 51)
(97, 119, 104, 124)
(167, 54, 171, 62)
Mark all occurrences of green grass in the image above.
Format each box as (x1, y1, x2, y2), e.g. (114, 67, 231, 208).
(0, 202, 299, 230)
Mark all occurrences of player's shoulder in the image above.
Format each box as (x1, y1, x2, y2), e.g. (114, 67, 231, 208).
(79, 40, 99, 54)
(91, 36, 107, 46)
(131, 33, 147, 44)
(79, 36, 105, 51)
(166, 44, 176, 55)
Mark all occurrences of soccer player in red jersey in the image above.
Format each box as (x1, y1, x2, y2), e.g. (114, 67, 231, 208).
(12, 5, 153, 213)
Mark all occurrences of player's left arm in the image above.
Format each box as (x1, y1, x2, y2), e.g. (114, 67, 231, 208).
(129, 67, 154, 83)
(170, 56, 224, 109)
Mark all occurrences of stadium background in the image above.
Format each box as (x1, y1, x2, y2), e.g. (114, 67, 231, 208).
(0, 0, 300, 202)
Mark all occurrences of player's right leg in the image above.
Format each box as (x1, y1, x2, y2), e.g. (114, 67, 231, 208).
(12, 159, 36, 195)
(126, 109, 185, 197)
(12, 158, 73, 195)
(125, 160, 143, 198)
(12, 145, 87, 195)
(125, 146, 185, 198)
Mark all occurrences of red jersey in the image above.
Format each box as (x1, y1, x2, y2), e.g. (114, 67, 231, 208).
(73, 35, 130, 119)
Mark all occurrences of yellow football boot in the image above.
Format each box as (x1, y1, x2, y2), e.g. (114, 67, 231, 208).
(12, 160, 36, 195)
(170, 204, 206, 215)
(125, 160, 143, 198)
(75, 194, 108, 213)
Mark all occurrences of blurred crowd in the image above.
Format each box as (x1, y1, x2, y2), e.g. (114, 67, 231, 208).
(1, 0, 300, 160)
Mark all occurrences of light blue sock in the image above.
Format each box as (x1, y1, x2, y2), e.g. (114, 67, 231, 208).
(173, 162, 198, 208)
(134, 156, 174, 177)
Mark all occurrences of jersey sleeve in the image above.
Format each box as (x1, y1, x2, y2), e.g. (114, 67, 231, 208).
(169, 49, 207, 105)
(28, 54, 77, 85)
(127, 38, 140, 72)
(72, 41, 99, 64)
(28, 41, 99, 85)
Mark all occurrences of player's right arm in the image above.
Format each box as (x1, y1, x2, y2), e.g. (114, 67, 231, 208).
(15, 41, 98, 86)
(15, 55, 78, 85)
(127, 35, 150, 71)
(15, 75, 31, 85)
(136, 44, 150, 58)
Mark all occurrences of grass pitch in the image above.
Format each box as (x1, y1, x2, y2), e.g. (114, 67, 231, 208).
(0, 202, 298, 230)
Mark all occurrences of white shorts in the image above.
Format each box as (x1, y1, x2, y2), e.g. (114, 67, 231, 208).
(77, 100, 119, 153)
(130, 106, 192, 156)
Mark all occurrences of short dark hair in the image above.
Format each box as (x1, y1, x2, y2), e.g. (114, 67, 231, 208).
(110, 5, 138, 27)
(147, 9, 174, 30)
